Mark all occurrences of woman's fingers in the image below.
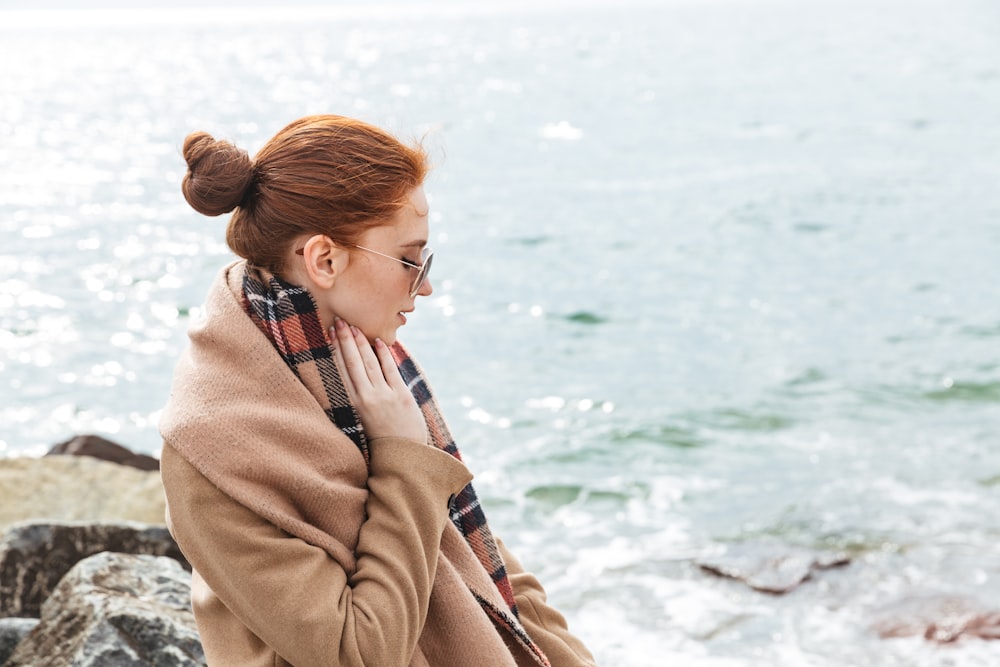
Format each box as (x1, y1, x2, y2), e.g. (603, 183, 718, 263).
(335, 318, 393, 389)
(330, 318, 426, 444)
(352, 327, 386, 386)
(331, 333, 359, 402)
(375, 338, 407, 391)
(332, 317, 371, 389)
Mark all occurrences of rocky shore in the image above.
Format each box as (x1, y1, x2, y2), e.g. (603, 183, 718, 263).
(0, 435, 203, 666)
(1, 434, 998, 665)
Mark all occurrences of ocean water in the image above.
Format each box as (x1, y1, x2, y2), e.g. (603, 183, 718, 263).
(2, 0, 1000, 664)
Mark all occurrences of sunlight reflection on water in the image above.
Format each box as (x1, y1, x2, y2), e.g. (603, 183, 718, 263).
(3, 1, 1000, 664)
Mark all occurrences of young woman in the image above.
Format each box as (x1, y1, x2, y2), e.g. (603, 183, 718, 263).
(159, 115, 598, 667)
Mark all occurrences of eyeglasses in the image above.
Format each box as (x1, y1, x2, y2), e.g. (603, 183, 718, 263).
(295, 242, 433, 298)
(353, 244, 434, 298)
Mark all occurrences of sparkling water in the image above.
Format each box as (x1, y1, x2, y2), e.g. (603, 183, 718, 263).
(2, 1, 1000, 664)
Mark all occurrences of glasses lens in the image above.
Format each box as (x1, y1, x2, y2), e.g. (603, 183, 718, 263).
(411, 248, 433, 296)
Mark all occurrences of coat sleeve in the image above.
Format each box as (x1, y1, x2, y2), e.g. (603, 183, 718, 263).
(161, 436, 472, 667)
(497, 538, 599, 667)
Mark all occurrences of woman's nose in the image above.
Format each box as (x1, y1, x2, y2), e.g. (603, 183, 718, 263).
(417, 277, 434, 297)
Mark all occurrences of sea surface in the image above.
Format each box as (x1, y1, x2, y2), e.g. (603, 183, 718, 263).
(2, 0, 1000, 664)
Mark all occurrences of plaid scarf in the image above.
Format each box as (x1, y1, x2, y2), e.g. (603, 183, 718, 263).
(242, 266, 549, 666)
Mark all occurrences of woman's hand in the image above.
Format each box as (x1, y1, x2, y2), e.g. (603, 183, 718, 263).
(331, 317, 428, 445)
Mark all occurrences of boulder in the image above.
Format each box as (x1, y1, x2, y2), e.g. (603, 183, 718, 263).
(871, 593, 1000, 643)
(0, 521, 187, 618)
(46, 434, 159, 471)
(3, 552, 205, 666)
(696, 542, 850, 594)
(0, 618, 38, 664)
(0, 455, 166, 532)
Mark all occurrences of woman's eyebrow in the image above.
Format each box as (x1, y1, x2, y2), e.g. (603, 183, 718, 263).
(399, 240, 427, 249)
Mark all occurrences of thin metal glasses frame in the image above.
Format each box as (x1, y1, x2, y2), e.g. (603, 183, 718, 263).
(294, 243, 433, 298)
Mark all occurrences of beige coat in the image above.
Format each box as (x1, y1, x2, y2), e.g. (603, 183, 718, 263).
(159, 262, 597, 667)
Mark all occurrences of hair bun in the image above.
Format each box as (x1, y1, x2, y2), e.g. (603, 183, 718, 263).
(181, 131, 255, 216)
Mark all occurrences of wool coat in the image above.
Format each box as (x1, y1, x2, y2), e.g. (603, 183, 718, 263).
(159, 262, 598, 667)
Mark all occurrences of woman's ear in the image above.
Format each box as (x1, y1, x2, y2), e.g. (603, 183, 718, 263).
(300, 235, 346, 289)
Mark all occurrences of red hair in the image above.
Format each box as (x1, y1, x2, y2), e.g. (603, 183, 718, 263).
(181, 115, 429, 273)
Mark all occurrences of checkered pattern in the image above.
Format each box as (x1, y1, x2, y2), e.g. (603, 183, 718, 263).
(242, 266, 548, 665)
(243, 269, 368, 465)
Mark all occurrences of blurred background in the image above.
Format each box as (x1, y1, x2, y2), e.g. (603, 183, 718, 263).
(2, 0, 999, 664)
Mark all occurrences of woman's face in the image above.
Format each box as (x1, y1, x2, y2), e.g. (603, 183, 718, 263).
(323, 186, 433, 345)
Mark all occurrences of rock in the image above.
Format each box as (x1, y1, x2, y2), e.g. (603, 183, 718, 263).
(696, 542, 850, 594)
(871, 593, 1000, 643)
(0, 521, 188, 618)
(0, 455, 166, 532)
(3, 552, 205, 666)
(46, 433, 159, 471)
(0, 618, 38, 664)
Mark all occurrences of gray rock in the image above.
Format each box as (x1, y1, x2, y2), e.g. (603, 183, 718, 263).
(0, 521, 188, 618)
(696, 541, 850, 594)
(0, 618, 38, 664)
(871, 593, 1000, 643)
(3, 552, 205, 666)
(47, 434, 160, 472)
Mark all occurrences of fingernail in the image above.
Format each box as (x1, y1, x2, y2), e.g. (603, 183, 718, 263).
(334, 317, 345, 330)
(350, 325, 360, 336)
(375, 338, 385, 349)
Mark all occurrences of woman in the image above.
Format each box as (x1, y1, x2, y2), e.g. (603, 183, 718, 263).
(159, 115, 598, 667)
